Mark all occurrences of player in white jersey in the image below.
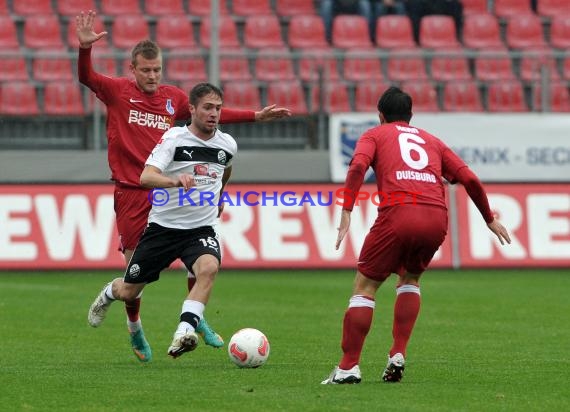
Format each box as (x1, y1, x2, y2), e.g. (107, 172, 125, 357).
(87, 83, 236, 359)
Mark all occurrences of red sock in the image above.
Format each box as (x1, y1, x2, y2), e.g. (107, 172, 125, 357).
(390, 285, 421, 357)
(125, 298, 141, 322)
(339, 295, 375, 370)
(187, 276, 196, 292)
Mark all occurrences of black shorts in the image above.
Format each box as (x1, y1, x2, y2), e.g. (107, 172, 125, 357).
(124, 223, 221, 284)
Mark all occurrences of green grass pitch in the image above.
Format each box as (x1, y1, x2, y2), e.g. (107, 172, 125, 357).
(0, 269, 568, 411)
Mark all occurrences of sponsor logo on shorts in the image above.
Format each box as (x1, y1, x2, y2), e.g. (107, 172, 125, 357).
(129, 263, 140, 278)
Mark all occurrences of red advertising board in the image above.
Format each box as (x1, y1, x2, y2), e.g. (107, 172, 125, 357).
(0, 183, 568, 269)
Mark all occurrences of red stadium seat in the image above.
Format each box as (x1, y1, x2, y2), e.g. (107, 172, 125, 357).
(244, 15, 286, 49)
(57, 0, 98, 16)
(222, 82, 262, 110)
(462, 13, 504, 49)
(537, 0, 570, 18)
(494, 0, 534, 18)
(220, 53, 252, 81)
(532, 82, 570, 112)
(401, 80, 440, 112)
(442, 80, 484, 112)
(0, 82, 39, 115)
(419, 16, 460, 49)
(0, 16, 19, 49)
(100, 0, 141, 16)
(255, 48, 296, 82)
(332, 15, 373, 49)
(430, 50, 472, 82)
(155, 16, 196, 50)
(310, 82, 352, 113)
(386, 49, 428, 81)
(487, 81, 528, 112)
(188, 0, 228, 15)
(91, 47, 119, 76)
(461, 0, 488, 15)
(563, 56, 570, 80)
(165, 56, 207, 82)
(200, 16, 241, 49)
(13, 0, 53, 16)
(231, 0, 272, 16)
(343, 49, 384, 82)
(519, 48, 560, 82)
(288, 15, 329, 49)
(375, 15, 416, 49)
(0, 57, 29, 81)
(33, 56, 74, 81)
(0, 0, 8, 14)
(354, 80, 391, 112)
(474, 48, 516, 81)
(144, 0, 184, 16)
(275, 0, 316, 16)
(44, 81, 85, 115)
(550, 15, 570, 49)
(23, 16, 65, 49)
(267, 80, 308, 115)
(505, 14, 547, 49)
(111, 15, 150, 50)
(298, 48, 340, 81)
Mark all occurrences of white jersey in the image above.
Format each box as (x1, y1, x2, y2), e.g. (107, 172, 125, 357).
(145, 126, 237, 229)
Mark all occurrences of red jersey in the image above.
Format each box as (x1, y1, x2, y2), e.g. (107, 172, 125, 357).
(78, 47, 255, 187)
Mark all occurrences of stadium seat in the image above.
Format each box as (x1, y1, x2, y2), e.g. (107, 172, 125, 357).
(419, 16, 460, 49)
(244, 15, 286, 49)
(33, 56, 74, 81)
(165, 56, 207, 82)
(188, 0, 229, 15)
(43, 81, 85, 115)
(474, 48, 516, 81)
(23, 16, 65, 49)
(91, 48, 119, 76)
(267, 80, 308, 114)
(144, 0, 184, 16)
(563, 56, 570, 80)
(332, 15, 373, 49)
(0, 82, 39, 115)
(57, 0, 98, 16)
(462, 13, 504, 50)
(343, 49, 384, 82)
(0, 0, 8, 14)
(13, 0, 53, 16)
(354, 80, 390, 112)
(429, 50, 472, 82)
(220, 53, 252, 81)
(255, 48, 296, 82)
(461, 0, 488, 15)
(486, 81, 528, 112)
(386, 49, 428, 81)
(401, 80, 440, 112)
(155, 16, 196, 50)
(550, 15, 570, 50)
(0, 16, 19, 50)
(494, 0, 534, 18)
(537, 0, 570, 18)
(231, 0, 272, 16)
(288, 15, 330, 49)
(442, 80, 484, 112)
(298, 48, 340, 81)
(505, 14, 547, 49)
(222, 82, 262, 110)
(375, 15, 416, 49)
(519, 48, 560, 82)
(275, 0, 316, 16)
(0, 57, 29, 81)
(532, 82, 570, 112)
(200, 16, 241, 49)
(111, 15, 150, 50)
(100, 0, 141, 16)
(310, 82, 352, 113)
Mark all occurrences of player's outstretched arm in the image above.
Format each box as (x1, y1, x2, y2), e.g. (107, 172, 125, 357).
(254, 104, 292, 121)
(487, 218, 511, 245)
(336, 210, 351, 250)
(76, 10, 107, 48)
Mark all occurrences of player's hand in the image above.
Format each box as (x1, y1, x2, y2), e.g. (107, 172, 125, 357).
(76, 10, 107, 48)
(254, 104, 292, 122)
(335, 210, 352, 250)
(177, 174, 196, 192)
(487, 218, 511, 245)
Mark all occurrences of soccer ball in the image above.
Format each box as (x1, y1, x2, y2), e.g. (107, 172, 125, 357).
(228, 328, 270, 368)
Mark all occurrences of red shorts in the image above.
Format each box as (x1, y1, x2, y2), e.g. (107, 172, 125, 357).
(357, 205, 448, 281)
(114, 185, 152, 252)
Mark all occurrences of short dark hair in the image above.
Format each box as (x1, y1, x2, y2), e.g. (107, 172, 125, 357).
(377, 86, 412, 123)
(189, 83, 224, 106)
(131, 40, 161, 66)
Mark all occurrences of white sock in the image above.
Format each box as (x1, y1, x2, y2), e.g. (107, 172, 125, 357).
(128, 319, 142, 334)
(103, 283, 116, 303)
(176, 300, 205, 334)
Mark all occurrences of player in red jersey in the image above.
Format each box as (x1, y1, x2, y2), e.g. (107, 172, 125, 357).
(322, 86, 511, 384)
(77, 10, 291, 362)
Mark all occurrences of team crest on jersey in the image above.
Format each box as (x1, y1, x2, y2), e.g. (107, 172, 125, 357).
(217, 150, 227, 164)
(165, 99, 174, 115)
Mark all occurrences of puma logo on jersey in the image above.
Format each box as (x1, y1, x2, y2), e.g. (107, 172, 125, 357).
(183, 149, 193, 159)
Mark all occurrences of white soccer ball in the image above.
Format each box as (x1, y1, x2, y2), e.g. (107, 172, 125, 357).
(228, 328, 270, 368)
